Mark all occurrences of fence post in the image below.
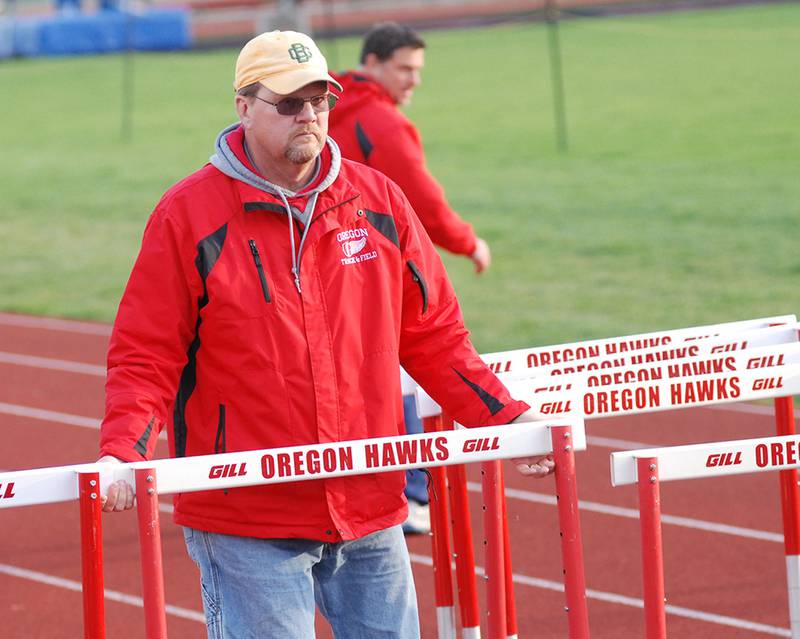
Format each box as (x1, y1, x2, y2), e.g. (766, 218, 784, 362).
(551, 424, 590, 638)
(78, 471, 105, 639)
(135, 468, 168, 639)
(637, 456, 667, 639)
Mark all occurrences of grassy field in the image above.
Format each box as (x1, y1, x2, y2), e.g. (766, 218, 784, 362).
(1, 3, 798, 351)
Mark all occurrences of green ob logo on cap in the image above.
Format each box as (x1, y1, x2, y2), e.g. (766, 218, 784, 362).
(288, 43, 313, 64)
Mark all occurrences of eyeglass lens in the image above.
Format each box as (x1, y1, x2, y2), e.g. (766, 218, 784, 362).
(275, 94, 337, 116)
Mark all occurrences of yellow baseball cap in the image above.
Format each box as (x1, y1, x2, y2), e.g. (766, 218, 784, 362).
(234, 30, 343, 95)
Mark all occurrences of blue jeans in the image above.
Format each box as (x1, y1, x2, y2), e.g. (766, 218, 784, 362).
(183, 525, 420, 639)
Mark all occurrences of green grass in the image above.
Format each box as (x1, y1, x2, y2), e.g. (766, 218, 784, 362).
(1, 3, 799, 351)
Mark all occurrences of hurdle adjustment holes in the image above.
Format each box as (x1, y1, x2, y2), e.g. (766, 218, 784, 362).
(89, 480, 97, 487)
(650, 476, 657, 483)
(649, 464, 656, 471)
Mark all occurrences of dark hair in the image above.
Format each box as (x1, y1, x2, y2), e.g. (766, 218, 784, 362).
(359, 22, 426, 64)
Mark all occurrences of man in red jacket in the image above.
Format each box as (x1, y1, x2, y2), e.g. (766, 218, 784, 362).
(329, 22, 491, 274)
(99, 29, 552, 638)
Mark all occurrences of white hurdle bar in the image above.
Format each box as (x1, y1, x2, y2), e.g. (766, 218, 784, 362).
(414, 323, 800, 420)
(479, 315, 796, 377)
(611, 434, 800, 639)
(0, 419, 585, 639)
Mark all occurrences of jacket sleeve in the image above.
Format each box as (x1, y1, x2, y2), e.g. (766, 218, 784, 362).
(366, 117, 478, 257)
(390, 181, 528, 427)
(100, 206, 202, 462)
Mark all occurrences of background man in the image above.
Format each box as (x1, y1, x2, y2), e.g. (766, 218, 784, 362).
(329, 22, 491, 274)
(329, 22, 493, 533)
(98, 29, 552, 638)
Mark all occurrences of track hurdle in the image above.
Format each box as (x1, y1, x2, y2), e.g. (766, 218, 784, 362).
(611, 431, 800, 638)
(411, 315, 799, 637)
(0, 419, 585, 639)
(414, 397, 588, 638)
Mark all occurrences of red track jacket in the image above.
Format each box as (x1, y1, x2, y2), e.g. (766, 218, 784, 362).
(100, 129, 527, 541)
(329, 71, 478, 257)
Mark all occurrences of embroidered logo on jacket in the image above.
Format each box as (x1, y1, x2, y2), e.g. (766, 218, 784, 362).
(342, 237, 367, 258)
(337, 228, 378, 266)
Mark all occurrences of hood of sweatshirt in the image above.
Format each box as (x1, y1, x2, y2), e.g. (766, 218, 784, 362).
(210, 123, 342, 293)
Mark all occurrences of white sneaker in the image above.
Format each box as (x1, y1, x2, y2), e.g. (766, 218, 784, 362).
(402, 500, 431, 535)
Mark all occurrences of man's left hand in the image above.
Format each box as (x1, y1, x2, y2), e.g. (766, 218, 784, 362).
(509, 409, 556, 477)
(470, 237, 491, 274)
(512, 455, 555, 478)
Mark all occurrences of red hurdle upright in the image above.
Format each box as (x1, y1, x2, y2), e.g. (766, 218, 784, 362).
(636, 457, 667, 639)
(481, 459, 508, 639)
(422, 415, 457, 638)
(78, 471, 105, 639)
(775, 396, 800, 636)
(135, 468, 168, 639)
(551, 424, 590, 639)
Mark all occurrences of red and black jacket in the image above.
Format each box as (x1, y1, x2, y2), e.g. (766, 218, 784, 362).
(101, 136, 527, 541)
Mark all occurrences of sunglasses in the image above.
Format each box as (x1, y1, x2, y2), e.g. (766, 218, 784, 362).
(253, 93, 338, 116)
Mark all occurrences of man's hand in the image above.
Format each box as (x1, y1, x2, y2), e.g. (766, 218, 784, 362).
(510, 409, 556, 477)
(512, 455, 555, 478)
(470, 237, 491, 274)
(97, 455, 135, 512)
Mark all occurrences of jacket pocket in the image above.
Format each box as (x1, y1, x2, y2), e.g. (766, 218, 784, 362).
(248, 240, 272, 303)
(407, 260, 428, 315)
(214, 404, 227, 454)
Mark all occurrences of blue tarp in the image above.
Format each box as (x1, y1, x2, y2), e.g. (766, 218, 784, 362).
(0, 8, 190, 59)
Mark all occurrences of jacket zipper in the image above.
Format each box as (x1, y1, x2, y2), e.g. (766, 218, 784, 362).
(407, 260, 428, 315)
(248, 240, 272, 303)
(215, 404, 228, 494)
(214, 404, 227, 454)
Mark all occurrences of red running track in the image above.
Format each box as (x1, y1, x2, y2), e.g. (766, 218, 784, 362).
(0, 312, 794, 638)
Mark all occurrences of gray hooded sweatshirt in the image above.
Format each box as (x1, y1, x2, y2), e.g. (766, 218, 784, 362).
(210, 123, 342, 294)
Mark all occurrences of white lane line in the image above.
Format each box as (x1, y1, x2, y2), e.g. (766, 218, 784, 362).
(704, 402, 778, 417)
(0, 313, 111, 336)
(408, 554, 790, 637)
(0, 563, 204, 623)
(0, 403, 101, 429)
(0, 351, 106, 376)
(0, 402, 167, 440)
(467, 482, 783, 543)
(3, 551, 787, 636)
(586, 435, 654, 450)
